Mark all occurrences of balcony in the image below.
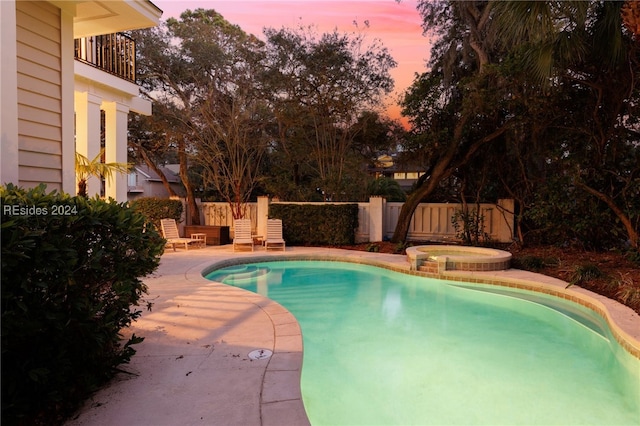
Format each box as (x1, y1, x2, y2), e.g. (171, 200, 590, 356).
(74, 33, 136, 83)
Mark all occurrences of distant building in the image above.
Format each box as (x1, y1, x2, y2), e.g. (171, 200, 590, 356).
(127, 164, 184, 201)
(389, 170, 427, 191)
(369, 154, 426, 191)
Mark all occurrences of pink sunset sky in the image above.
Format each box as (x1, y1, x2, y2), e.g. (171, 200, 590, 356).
(152, 0, 431, 126)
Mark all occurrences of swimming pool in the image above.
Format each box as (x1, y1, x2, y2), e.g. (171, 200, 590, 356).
(206, 260, 640, 425)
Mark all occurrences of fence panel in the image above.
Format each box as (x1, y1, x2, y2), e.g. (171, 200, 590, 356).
(384, 203, 403, 239)
(201, 202, 258, 233)
(356, 202, 370, 243)
(383, 202, 511, 242)
(197, 199, 514, 243)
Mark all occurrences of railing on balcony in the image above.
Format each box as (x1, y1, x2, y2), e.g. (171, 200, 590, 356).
(74, 33, 136, 83)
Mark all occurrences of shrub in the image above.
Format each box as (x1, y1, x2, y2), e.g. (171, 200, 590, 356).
(366, 177, 406, 202)
(511, 255, 558, 272)
(525, 175, 627, 250)
(269, 203, 359, 245)
(366, 243, 380, 252)
(130, 197, 183, 230)
(1, 184, 165, 425)
(616, 285, 640, 313)
(567, 262, 604, 288)
(625, 248, 640, 266)
(394, 241, 410, 254)
(451, 208, 490, 246)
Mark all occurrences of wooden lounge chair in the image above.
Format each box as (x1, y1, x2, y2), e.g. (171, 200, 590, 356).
(233, 219, 254, 252)
(160, 218, 199, 251)
(264, 219, 286, 251)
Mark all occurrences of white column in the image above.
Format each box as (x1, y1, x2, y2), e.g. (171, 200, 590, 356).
(1, 0, 19, 186)
(369, 196, 386, 242)
(103, 101, 129, 202)
(257, 196, 270, 238)
(60, 8, 75, 195)
(74, 92, 102, 197)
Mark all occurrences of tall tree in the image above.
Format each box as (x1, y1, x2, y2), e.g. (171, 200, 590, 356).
(395, 0, 639, 250)
(133, 24, 201, 224)
(562, 2, 639, 249)
(168, 9, 268, 219)
(197, 84, 270, 219)
(392, 1, 509, 242)
(133, 9, 268, 221)
(128, 112, 179, 198)
(492, 1, 640, 249)
(263, 26, 396, 200)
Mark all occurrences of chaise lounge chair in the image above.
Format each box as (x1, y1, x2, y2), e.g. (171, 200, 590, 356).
(160, 218, 199, 251)
(233, 219, 254, 252)
(264, 219, 286, 251)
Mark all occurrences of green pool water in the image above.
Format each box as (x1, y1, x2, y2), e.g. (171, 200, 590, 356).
(205, 261, 640, 425)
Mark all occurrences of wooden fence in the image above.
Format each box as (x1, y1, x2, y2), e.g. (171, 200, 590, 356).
(187, 197, 515, 243)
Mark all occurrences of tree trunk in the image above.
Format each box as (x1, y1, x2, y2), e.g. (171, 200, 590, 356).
(392, 2, 497, 243)
(576, 181, 639, 249)
(78, 179, 87, 198)
(390, 123, 465, 242)
(390, 162, 456, 243)
(134, 143, 177, 197)
(391, 120, 508, 243)
(230, 182, 246, 220)
(178, 137, 200, 225)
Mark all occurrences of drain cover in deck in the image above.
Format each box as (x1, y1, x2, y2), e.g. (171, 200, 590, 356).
(248, 349, 273, 360)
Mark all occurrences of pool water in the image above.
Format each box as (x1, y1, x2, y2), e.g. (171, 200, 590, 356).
(206, 261, 640, 425)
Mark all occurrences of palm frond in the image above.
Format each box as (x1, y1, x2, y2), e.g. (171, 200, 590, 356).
(592, 1, 625, 68)
(75, 148, 132, 183)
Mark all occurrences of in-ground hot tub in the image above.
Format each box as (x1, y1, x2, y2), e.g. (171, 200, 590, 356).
(406, 245, 512, 273)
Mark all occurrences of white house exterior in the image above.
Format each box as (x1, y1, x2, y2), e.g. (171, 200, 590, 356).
(1, 0, 162, 201)
(127, 164, 185, 202)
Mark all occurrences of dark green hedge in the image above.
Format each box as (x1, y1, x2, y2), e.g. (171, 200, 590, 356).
(269, 203, 359, 245)
(130, 197, 183, 230)
(1, 184, 165, 425)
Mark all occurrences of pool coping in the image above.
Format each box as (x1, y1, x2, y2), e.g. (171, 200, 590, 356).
(67, 246, 640, 426)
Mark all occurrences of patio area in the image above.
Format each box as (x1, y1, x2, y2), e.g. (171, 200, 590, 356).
(66, 245, 640, 426)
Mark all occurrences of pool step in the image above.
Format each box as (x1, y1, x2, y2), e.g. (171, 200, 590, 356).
(210, 266, 271, 283)
(418, 261, 439, 274)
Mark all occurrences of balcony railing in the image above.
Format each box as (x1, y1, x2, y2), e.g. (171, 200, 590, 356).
(74, 33, 136, 83)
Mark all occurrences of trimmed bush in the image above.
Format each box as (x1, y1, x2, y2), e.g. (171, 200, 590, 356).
(367, 177, 406, 202)
(1, 184, 165, 425)
(130, 197, 183, 230)
(269, 203, 359, 245)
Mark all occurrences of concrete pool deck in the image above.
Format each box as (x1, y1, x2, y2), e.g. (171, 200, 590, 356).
(67, 245, 640, 426)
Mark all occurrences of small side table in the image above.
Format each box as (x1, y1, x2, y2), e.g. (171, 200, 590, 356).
(191, 233, 207, 248)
